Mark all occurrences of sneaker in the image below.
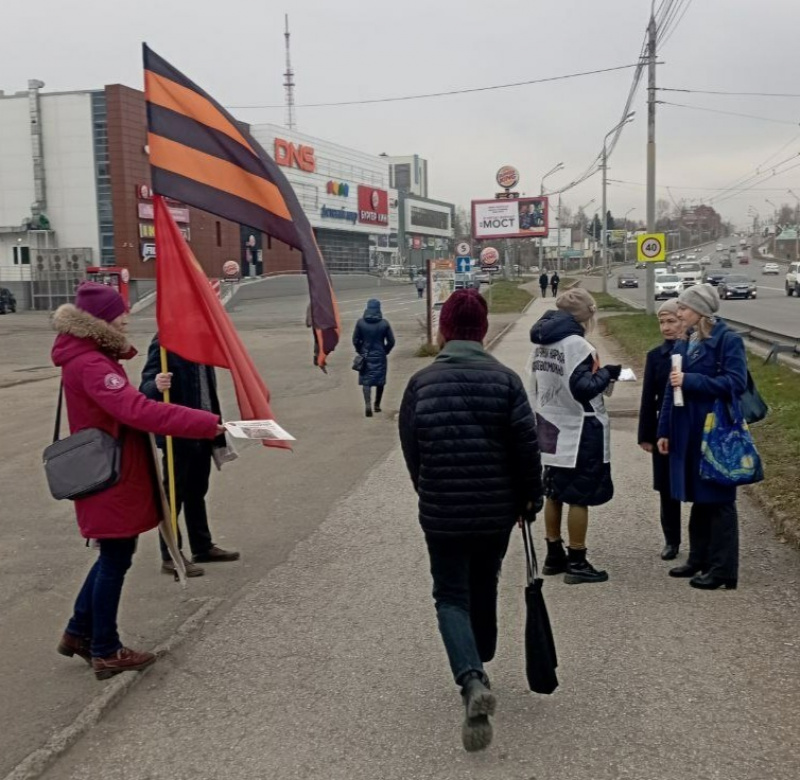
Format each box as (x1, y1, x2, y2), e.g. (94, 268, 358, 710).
(564, 547, 609, 585)
(93, 647, 156, 681)
(193, 545, 241, 563)
(162, 555, 205, 577)
(57, 632, 92, 666)
(460, 673, 496, 752)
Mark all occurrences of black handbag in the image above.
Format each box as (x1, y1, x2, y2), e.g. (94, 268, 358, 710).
(521, 520, 559, 695)
(719, 332, 768, 424)
(351, 354, 365, 372)
(42, 383, 122, 501)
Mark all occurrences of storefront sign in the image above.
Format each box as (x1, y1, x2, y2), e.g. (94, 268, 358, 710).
(274, 138, 316, 172)
(357, 186, 389, 226)
(412, 236, 422, 250)
(142, 243, 156, 262)
(496, 165, 520, 190)
(138, 203, 190, 224)
(471, 197, 548, 239)
(320, 205, 358, 224)
(326, 180, 350, 197)
(139, 223, 191, 241)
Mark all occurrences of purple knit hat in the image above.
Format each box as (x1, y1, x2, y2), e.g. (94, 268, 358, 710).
(438, 289, 489, 342)
(74, 282, 127, 323)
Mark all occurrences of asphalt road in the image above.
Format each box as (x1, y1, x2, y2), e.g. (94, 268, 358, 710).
(612, 236, 800, 337)
(0, 274, 524, 777)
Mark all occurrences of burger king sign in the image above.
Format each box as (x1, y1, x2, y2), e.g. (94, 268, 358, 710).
(495, 165, 520, 190)
(479, 247, 500, 271)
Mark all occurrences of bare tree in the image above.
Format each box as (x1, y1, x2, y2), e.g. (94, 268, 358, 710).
(453, 206, 472, 239)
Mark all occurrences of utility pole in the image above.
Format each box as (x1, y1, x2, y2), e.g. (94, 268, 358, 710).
(556, 194, 562, 273)
(601, 144, 608, 293)
(645, 13, 657, 314)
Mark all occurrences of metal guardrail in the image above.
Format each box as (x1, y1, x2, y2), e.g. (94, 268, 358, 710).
(718, 318, 800, 364)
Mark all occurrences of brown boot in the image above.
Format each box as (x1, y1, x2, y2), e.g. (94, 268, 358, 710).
(161, 555, 204, 577)
(192, 545, 241, 563)
(92, 647, 156, 680)
(57, 632, 92, 666)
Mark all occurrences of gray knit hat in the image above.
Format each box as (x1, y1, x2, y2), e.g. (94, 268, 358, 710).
(677, 283, 719, 317)
(657, 299, 680, 316)
(555, 287, 597, 323)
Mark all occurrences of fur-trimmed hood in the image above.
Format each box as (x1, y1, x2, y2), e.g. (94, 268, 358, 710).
(51, 304, 134, 367)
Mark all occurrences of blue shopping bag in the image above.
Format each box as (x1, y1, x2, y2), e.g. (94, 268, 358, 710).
(700, 399, 764, 487)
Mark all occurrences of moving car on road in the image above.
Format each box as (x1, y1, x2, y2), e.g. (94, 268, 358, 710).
(673, 261, 702, 288)
(700, 255, 712, 266)
(737, 253, 749, 264)
(0, 287, 16, 314)
(721, 256, 733, 269)
(703, 270, 728, 286)
(716, 243, 724, 252)
(719, 275, 757, 300)
(762, 262, 780, 275)
(617, 272, 639, 289)
(654, 274, 683, 300)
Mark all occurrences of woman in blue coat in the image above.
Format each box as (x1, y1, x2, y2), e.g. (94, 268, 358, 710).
(353, 299, 395, 417)
(657, 284, 747, 590)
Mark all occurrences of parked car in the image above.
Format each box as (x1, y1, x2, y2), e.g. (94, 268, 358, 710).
(616, 273, 639, 289)
(719, 275, 757, 300)
(703, 270, 729, 286)
(785, 261, 800, 296)
(654, 274, 683, 300)
(0, 287, 16, 314)
(762, 262, 780, 275)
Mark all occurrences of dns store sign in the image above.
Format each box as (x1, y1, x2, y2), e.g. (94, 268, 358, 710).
(357, 186, 388, 226)
(274, 138, 316, 172)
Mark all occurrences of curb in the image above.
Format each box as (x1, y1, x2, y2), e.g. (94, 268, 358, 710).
(3, 597, 222, 780)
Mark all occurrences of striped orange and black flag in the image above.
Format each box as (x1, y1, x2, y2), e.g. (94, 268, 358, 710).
(143, 44, 340, 364)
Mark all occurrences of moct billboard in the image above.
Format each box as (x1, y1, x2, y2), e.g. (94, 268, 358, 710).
(471, 197, 549, 240)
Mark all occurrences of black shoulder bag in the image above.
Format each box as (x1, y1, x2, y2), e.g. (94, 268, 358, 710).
(42, 383, 122, 501)
(718, 332, 768, 425)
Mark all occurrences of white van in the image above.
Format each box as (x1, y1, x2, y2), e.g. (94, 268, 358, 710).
(674, 262, 702, 287)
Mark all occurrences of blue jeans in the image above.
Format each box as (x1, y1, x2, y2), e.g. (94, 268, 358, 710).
(66, 537, 137, 658)
(425, 529, 512, 686)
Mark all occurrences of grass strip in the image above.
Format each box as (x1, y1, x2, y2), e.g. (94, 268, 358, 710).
(591, 291, 638, 312)
(484, 280, 534, 314)
(603, 312, 800, 538)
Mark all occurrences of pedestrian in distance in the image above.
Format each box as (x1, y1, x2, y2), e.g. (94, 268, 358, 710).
(140, 335, 241, 578)
(52, 283, 222, 680)
(657, 284, 747, 590)
(529, 287, 620, 584)
(399, 289, 543, 753)
(550, 271, 560, 298)
(414, 274, 426, 299)
(539, 271, 549, 298)
(638, 300, 685, 560)
(352, 298, 395, 417)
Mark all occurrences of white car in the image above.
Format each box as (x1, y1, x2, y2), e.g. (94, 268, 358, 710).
(654, 267, 669, 277)
(655, 274, 683, 300)
(716, 243, 724, 252)
(674, 261, 702, 287)
(762, 263, 780, 275)
(700, 255, 711, 266)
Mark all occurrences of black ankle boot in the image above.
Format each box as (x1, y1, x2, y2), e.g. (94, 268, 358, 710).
(542, 538, 568, 575)
(660, 543, 680, 561)
(365, 406, 373, 418)
(690, 572, 737, 590)
(669, 563, 702, 578)
(460, 672, 495, 752)
(564, 547, 609, 584)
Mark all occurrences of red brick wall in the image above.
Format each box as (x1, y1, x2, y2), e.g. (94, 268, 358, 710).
(263, 234, 303, 274)
(105, 84, 240, 280)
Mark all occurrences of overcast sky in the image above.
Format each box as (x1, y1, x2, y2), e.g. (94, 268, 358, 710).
(5, 0, 800, 229)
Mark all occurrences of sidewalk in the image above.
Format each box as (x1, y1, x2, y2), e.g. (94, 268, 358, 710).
(37, 297, 800, 780)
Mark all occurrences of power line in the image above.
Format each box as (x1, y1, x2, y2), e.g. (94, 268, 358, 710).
(659, 0, 695, 48)
(661, 87, 800, 99)
(659, 100, 800, 126)
(227, 62, 641, 110)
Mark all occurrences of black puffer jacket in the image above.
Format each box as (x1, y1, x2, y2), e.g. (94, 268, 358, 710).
(530, 310, 614, 506)
(399, 340, 543, 535)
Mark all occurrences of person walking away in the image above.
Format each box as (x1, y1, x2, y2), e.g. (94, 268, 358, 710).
(52, 283, 222, 680)
(529, 287, 620, 584)
(657, 284, 747, 590)
(550, 271, 560, 297)
(399, 289, 543, 752)
(141, 335, 241, 577)
(638, 301, 684, 560)
(539, 271, 549, 298)
(415, 274, 426, 299)
(353, 299, 395, 417)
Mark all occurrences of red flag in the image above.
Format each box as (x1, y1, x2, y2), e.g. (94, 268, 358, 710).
(154, 195, 289, 450)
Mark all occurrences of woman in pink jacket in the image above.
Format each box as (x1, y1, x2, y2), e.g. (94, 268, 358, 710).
(52, 283, 221, 680)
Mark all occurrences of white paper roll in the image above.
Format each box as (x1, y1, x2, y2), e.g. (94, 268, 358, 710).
(671, 354, 684, 407)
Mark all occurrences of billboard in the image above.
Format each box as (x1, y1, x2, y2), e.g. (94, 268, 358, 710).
(540, 228, 572, 248)
(471, 197, 548, 240)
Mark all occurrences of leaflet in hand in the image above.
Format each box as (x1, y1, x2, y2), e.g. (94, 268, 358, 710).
(224, 420, 296, 441)
(618, 368, 637, 382)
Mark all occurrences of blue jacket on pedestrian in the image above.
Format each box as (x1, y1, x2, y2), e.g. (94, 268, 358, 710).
(353, 299, 395, 387)
(657, 319, 747, 504)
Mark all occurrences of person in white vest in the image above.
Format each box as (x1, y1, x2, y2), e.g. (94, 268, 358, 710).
(529, 287, 621, 583)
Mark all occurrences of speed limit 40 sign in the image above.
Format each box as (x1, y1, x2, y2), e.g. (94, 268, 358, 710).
(637, 233, 666, 262)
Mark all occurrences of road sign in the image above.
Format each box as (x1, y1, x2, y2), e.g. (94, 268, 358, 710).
(456, 256, 471, 274)
(637, 233, 666, 262)
(456, 241, 471, 257)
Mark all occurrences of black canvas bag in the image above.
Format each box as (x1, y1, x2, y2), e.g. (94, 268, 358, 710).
(43, 383, 122, 501)
(521, 520, 559, 694)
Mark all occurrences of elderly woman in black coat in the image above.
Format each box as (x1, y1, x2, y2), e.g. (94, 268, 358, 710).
(638, 300, 684, 560)
(353, 298, 395, 417)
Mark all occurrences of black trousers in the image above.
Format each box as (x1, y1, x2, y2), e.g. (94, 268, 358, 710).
(659, 490, 682, 546)
(160, 444, 214, 561)
(687, 502, 738, 580)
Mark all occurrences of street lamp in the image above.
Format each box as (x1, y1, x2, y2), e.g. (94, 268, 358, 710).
(787, 190, 800, 260)
(539, 162, 564, 271)
(623, 207, 636, 265)
(601, 112, 635, 292)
